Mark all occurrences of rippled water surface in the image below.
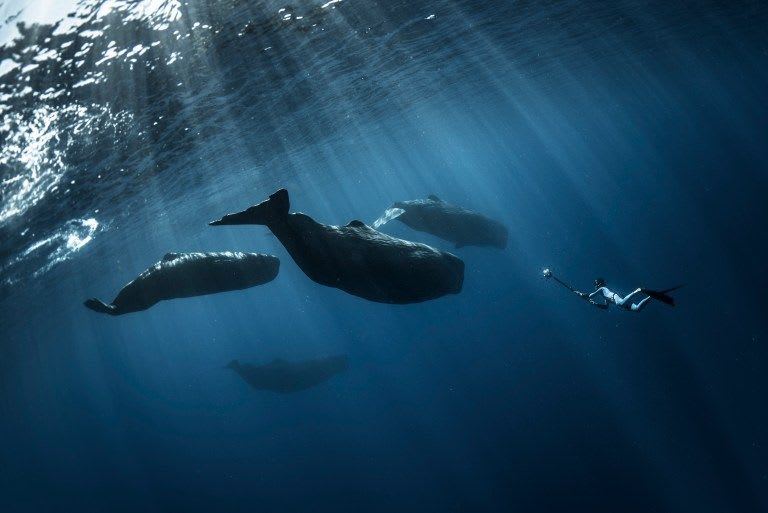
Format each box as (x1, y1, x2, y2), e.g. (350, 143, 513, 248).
(1, 1, 767, 512)
(1, 0, 531, 286)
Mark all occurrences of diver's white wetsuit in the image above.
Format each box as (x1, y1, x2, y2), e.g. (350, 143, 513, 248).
(589, 287, 651, 312)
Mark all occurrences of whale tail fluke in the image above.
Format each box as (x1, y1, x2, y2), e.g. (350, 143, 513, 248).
(268, 189, 289, 219)
(209, 188, 290, 226)
(84, 298, 118, 315)
(249, 188, 289, 225)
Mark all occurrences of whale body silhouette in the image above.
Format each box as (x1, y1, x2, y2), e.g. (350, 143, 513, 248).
(210, 189, 464, 304)
(83, 252, 279, 315)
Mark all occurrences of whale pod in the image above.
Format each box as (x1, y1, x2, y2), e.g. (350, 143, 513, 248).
(210, 189, 464, 304)
(84, 252, 280, 315)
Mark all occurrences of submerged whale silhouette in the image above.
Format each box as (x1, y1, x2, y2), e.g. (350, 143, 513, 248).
(84, 252, 279, 315)
(209, 189, 464, 304)
(374, 195, 508, 249)
(225, 355, 349, 393)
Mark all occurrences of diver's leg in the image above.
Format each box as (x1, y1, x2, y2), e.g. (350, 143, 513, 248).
(615, 288, 643, 307)
(630, 296, 652, 312)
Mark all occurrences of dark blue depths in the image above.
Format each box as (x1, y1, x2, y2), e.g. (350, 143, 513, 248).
(0, 1, 767, 512)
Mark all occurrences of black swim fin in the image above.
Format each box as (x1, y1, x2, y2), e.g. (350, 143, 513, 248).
(641, 284, 685, 306)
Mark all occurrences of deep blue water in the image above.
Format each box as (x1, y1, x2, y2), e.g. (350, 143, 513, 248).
(1, 1, 767, 511)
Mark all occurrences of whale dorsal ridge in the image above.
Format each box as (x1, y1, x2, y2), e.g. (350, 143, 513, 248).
(346, 220, 366, 228)
(163, 252, 180, 261)
(428, 194, 442, 202)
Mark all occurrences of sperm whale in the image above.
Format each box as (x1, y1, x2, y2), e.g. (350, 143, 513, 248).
(374, 195, 508, 249)
(210, 189, 464, 304)
(84, 252, 279, 315)
(225, 355, 349, 393)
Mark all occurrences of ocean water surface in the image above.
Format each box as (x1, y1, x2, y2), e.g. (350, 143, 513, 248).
(1, 1, 767, 511)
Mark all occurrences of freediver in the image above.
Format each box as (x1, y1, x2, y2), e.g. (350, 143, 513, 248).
(543, 269, 683, 311)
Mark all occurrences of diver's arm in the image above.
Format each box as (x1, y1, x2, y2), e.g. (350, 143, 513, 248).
(587, 287, 609, 308)
(588, 287, 605, 299)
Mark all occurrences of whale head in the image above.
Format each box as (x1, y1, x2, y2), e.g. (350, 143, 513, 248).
(484, 223, 509, 249)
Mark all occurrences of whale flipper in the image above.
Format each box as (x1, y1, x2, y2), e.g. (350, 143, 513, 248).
(373, 207, 405, 228)
(84, 298, 117, 315)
